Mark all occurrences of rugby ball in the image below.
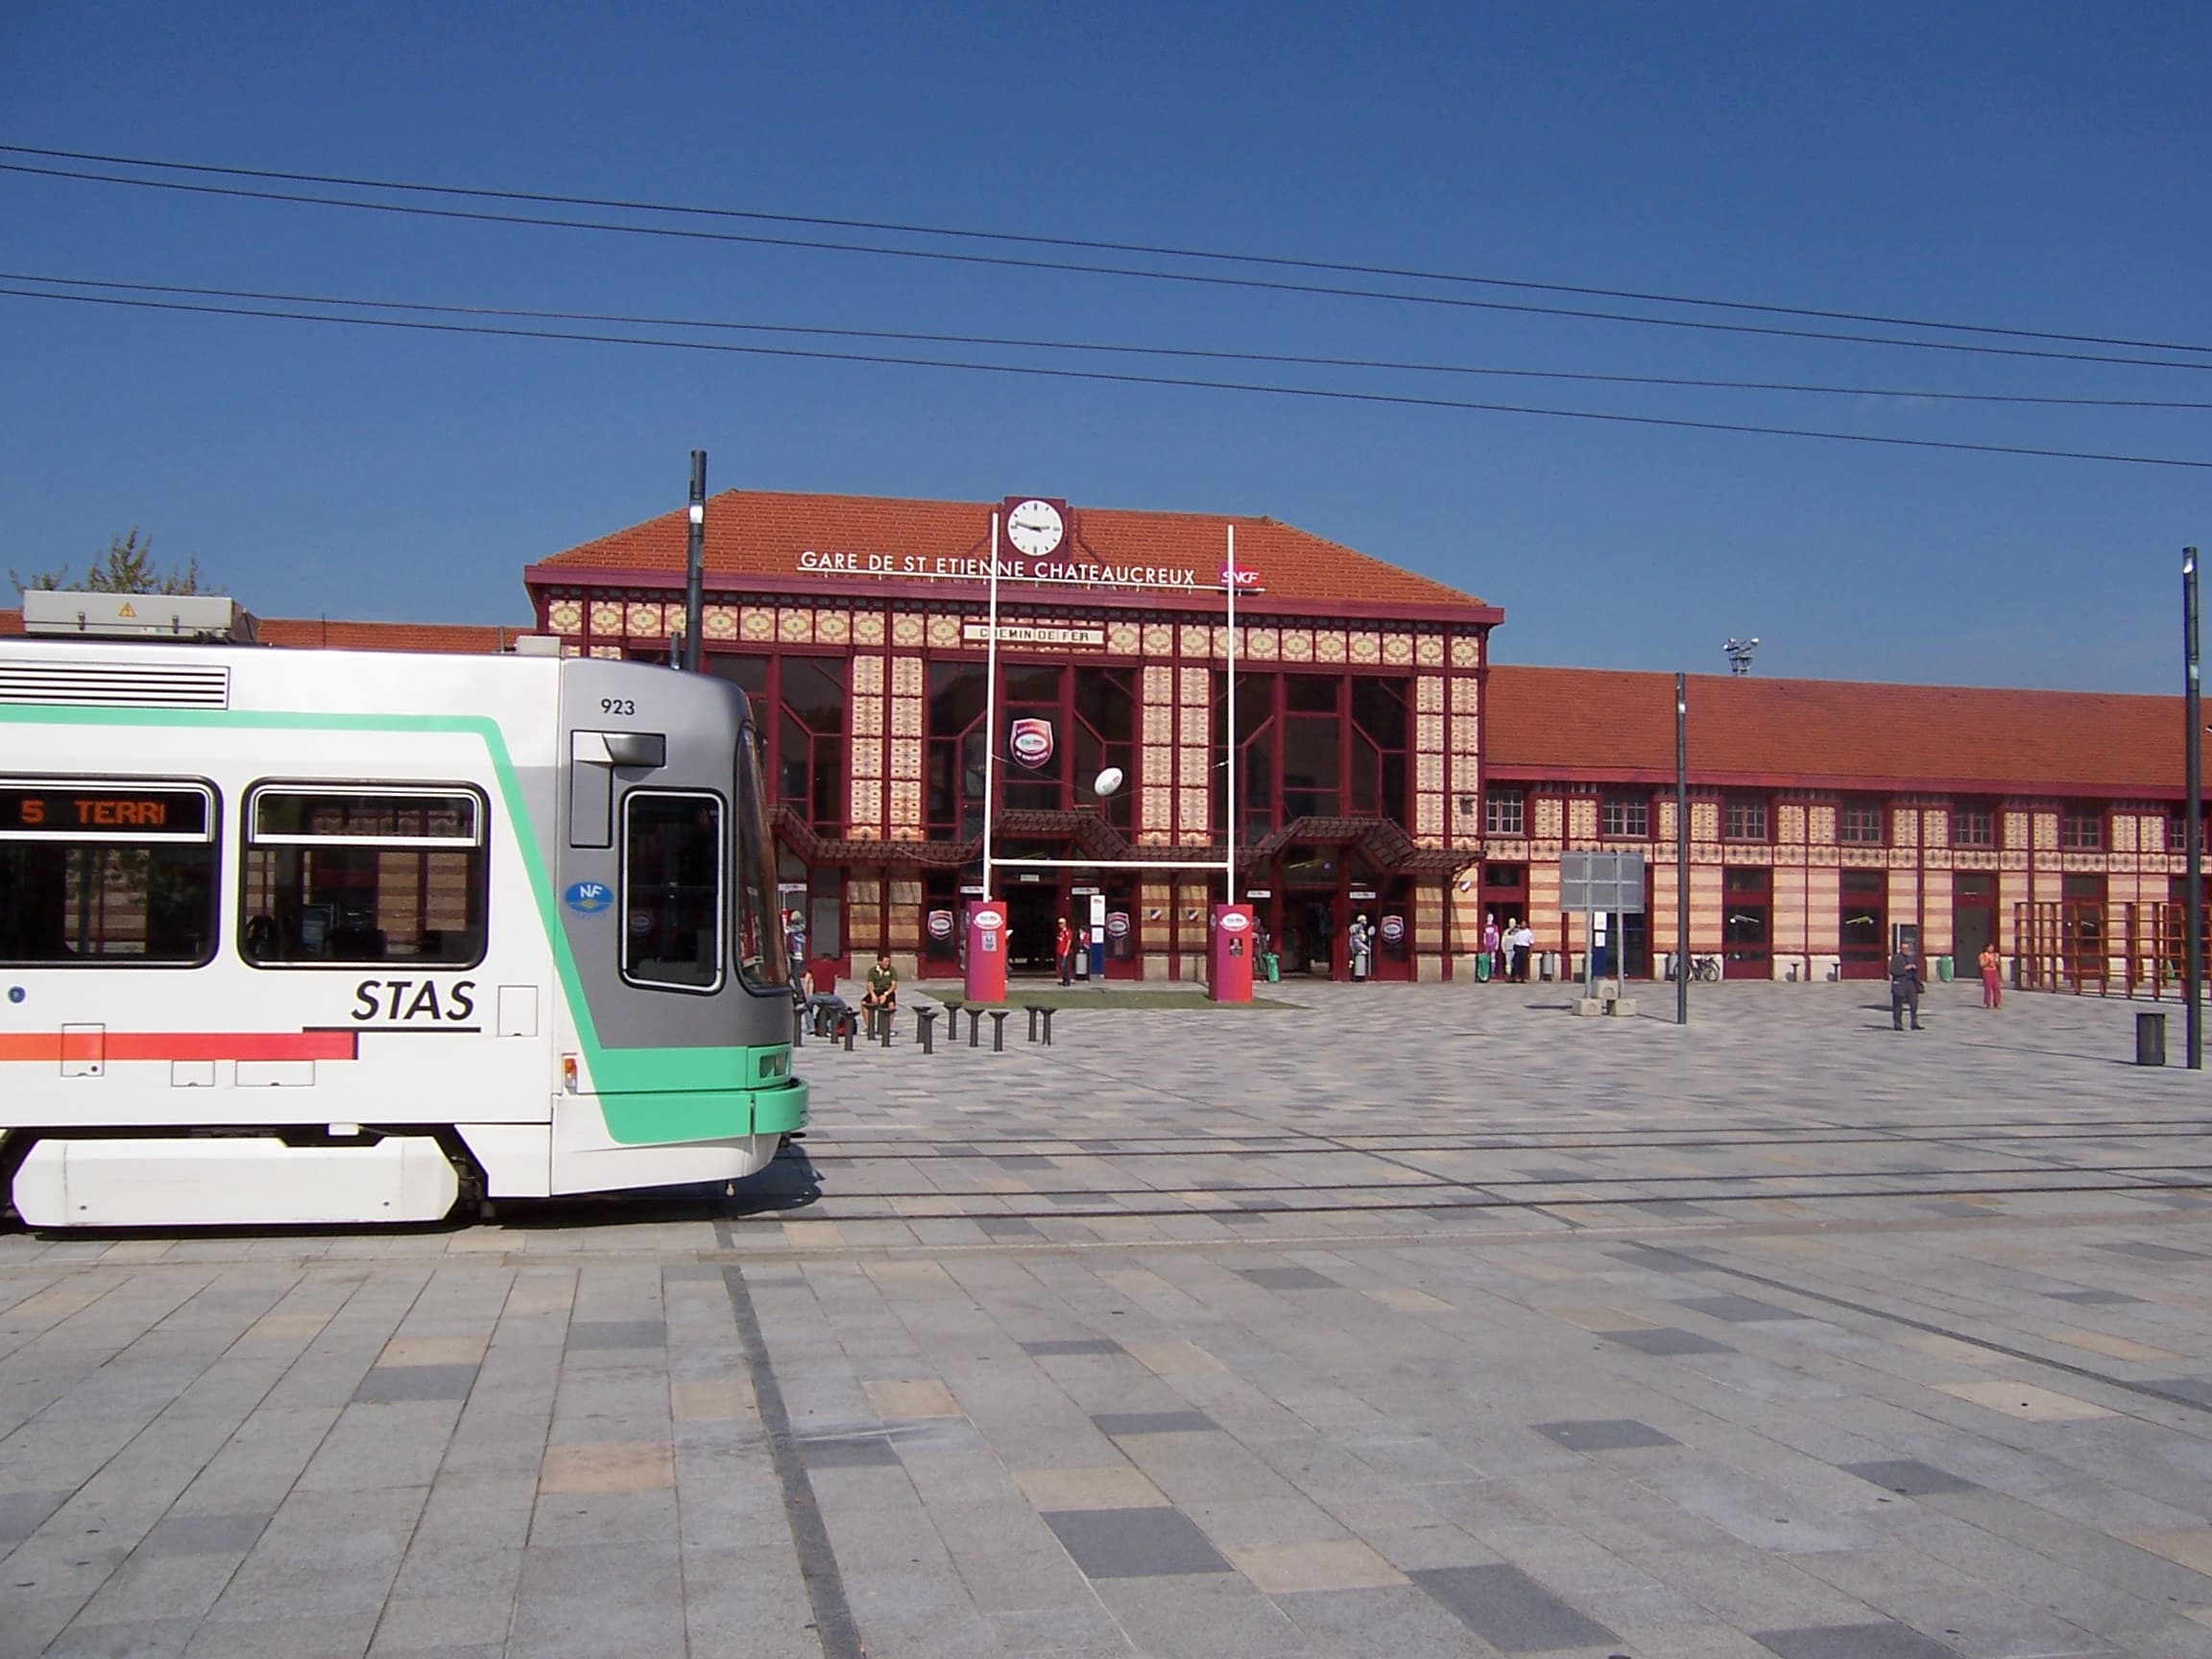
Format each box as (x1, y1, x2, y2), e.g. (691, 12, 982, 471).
(1093, 766, 1125, 796)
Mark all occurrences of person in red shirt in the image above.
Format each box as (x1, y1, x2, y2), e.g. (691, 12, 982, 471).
(1054, 915, 1074, 986)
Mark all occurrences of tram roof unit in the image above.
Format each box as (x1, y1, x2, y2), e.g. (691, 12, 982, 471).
(1485, 663, 2205, 801)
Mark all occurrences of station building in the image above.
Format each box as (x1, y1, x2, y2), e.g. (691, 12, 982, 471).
(8, 488, 2196, 987)
(522, 492, 1503, 983)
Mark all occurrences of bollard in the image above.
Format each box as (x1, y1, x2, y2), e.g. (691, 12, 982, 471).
(2137, 1008, 2168, 1067)
(1025, 1005, 1042, 1043)
(792, 1004, 805, 1047)
(969, 1008, 982, 1047)
(841, 1012, 856, 1052)
(941, 1000, 965, 1042)
(879, 1006, 894, 1047)
(988, 1009, 1010, 1051)
(917, 1007, 936, 1054)
(1037, 1006, 1054, 1046)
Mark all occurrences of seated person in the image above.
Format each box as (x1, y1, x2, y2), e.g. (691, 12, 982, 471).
(859, 950, 899, 1028)
(801, 962, 853, 1036)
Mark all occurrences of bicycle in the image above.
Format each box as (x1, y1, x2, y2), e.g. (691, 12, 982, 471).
(1667, 952, 1723, 982)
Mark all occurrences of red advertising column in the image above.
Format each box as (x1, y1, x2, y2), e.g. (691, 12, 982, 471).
(964, 901, 1008, 1003)
(1209, 903, 1255, 1002)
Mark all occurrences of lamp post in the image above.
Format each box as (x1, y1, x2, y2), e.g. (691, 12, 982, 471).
(1675, 671, 1689, 1025)
(682, 451, 706, 674)
(2187, 546, 2202, 1069)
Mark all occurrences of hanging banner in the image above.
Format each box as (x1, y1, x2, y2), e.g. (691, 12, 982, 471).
(1009, 717, 1056, 770)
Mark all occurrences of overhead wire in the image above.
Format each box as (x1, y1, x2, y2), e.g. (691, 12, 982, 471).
(6, 157, 2211, 373)
(6, 141, 2209, 358)
(8, 270, 2211, 409)
(6, 282, 2205, 470)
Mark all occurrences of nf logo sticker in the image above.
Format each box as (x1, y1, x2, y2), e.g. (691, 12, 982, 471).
(1009, 717, 1054, 770)
(564, 881, 613, 915)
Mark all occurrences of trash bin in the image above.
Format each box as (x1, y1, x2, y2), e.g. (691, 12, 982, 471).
(1261, 951, 1279, 983)
(1936, 955, 1953, 982)
(1475, 951, 1492, 982)
(2137, 1009, 2168, 1067)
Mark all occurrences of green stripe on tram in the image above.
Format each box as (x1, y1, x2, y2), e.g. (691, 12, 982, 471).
(0, 703, 804, 1146)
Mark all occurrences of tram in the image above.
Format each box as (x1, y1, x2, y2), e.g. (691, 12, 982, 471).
(0, 595, 805, 1229)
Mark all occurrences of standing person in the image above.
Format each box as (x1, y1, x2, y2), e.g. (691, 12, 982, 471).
(1888, 942, 1925, 1031)
(1053, 915, 1074, 987)
(784, 908, 806, 971)
(1348, 913, 1375, 981)
(1511, 919, 1536, 981)
(1978, 940, 2002, 1009)
(1480, 912, 1501, 983)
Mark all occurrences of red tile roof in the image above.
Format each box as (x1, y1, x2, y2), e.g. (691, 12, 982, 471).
(1486, 664, 2199, 799)
(529, 489, 1487, 613)
(1, 610, 525, 654)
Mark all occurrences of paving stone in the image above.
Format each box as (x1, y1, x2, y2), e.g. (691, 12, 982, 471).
(2098, 1242, 2208, 1262)
(1597, 1327, 1736, 1357)
(1020, 1338, 1122, 1357)
(137, 1512, 272, 1557)
(350, 1365, 477, 1405)
(0, 1487, 76, 1543)
(1675, 1294, 1809, 1323)
(1839, 1460, 1980, 1497)
(1236, 1267, 1338, 1290)
(1092, 1410, 1218, 1436)
(2047, 1288, 2146, 1305)
(1042, 1505, 1232, 1578)
(1411, 1562, 1620, 1651)
(564, 1320, 667, 1349)
(800, 1435, 902, 1468)
(1533, 1418, 1679, 1451)
(1754, 1622, 1965, 1658)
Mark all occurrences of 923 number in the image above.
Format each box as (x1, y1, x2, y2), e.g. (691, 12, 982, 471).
(599, 698, 636, 716)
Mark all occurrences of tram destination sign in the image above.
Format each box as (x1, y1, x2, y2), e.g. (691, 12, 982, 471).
(0, 784, 210, 840)
(1558, 851, 1646, 913)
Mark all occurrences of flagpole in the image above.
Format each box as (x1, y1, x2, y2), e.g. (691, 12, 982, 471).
(982, 512, 1000, 903)
(1225, 524, 1238, 907)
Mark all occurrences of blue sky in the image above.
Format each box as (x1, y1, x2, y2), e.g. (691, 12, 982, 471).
(2, 1, 2206, 689)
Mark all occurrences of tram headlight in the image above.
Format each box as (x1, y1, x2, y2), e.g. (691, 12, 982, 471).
(758, 1050, 789, 1081)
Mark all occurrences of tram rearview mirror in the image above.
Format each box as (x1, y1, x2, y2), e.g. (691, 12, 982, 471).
(574, 731, 667, 768)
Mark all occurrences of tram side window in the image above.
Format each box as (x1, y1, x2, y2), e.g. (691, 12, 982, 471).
(623, 791, 724, 992)
(733, 726, 792, 994)
(0, 782, 218, 966)
(241, 788, 487, 968)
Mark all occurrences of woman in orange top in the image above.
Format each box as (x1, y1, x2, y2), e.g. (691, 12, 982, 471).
(1054, 915, 1074, 986)
(1979, 941, 2002, 1009)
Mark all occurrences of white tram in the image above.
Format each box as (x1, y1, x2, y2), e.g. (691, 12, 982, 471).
(0, 595, 805, 1229)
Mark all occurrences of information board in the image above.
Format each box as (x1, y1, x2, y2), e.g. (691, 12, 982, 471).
(1558, 851, 1647, 913)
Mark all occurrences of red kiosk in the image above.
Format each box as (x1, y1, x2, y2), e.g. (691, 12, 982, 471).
(964, 901, 1008, 1004)
(1208, 903, 1255, 1002)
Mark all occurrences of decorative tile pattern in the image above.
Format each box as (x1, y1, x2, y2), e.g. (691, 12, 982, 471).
(891, 656, 923, 696)
(891, 739, 922, 779)
(1416, 633, 1444, 664)
(1107, 620, 1142, 655)
(1451, 675, 1478, 711)
(1178, 665, 1209, 704)
(740, 607, 774, 641)
(1382, 632, 1412, 665)
(1283, 628, 1312, 661)
(1142, 622, 1173, 657)
(1417, 712, 1445, 752)
(1179, 623, 1209, 657)
(1416, 676, 1443, 712)
(1350, 630, 1381, 663)
(778, 608, 812, 643)
(852, 655, 885, 694)
(1178, 706, 1208, 744)
(546, 599, 583, 633)
(1450, 634, 1479, 665)
(815, 609, 850, 645)
(853, 610, 884, 645)
(852, 700, 882, 737)
(1143, 707, 1172, 743)
(926, 614, 960, 649)
(1247, 626, 1278, 660)
(892, 613, 926, 647)
(891, 697, 922, 738)
(1316, 630, 1346, 662)
(589, 600, 623, 636)
(704, 603, 738, 638)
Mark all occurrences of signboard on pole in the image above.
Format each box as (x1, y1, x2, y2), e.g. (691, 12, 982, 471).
(1558, 852, 1647, 913)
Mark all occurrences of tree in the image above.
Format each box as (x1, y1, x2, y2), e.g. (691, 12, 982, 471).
(11, 529, 205, 598)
